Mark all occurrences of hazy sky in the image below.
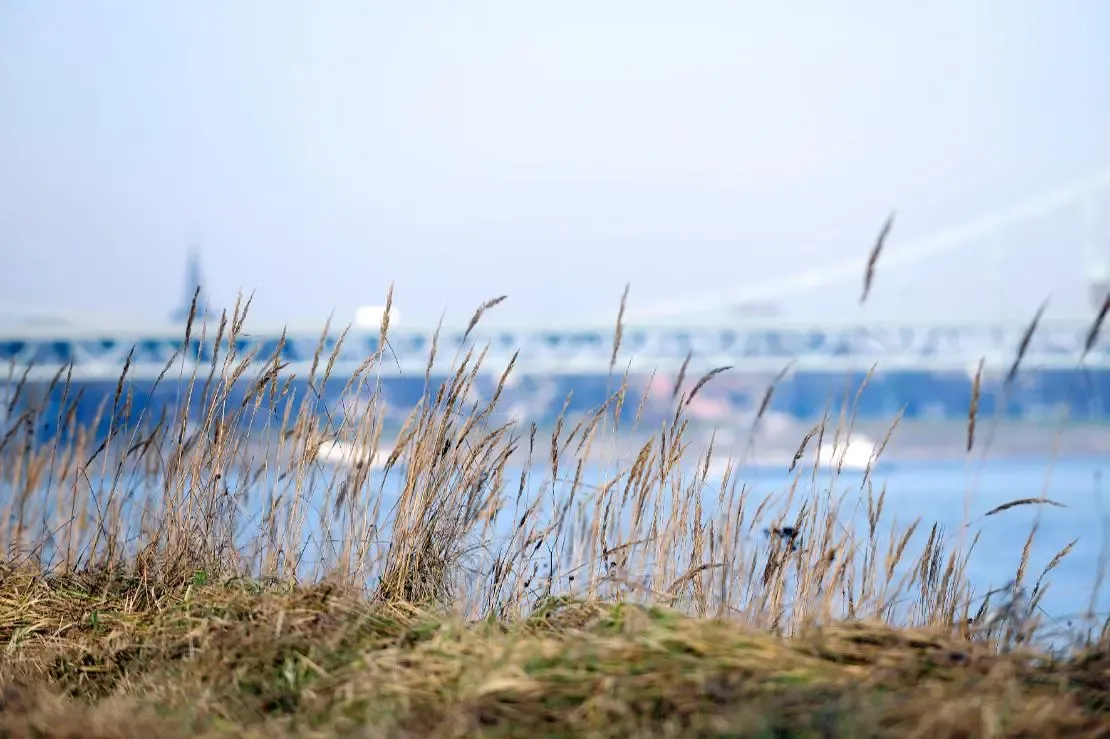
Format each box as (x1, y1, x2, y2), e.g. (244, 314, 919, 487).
(2, 1, 1108, 329)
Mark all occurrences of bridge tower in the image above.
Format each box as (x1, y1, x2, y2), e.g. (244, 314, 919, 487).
(170, 247, 215, 323)
(1082, 191, 1110, 311)
(1089, 265, 1110, 311)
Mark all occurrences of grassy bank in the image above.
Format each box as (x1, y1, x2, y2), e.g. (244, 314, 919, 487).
(1, 566, 1108, 738)
(1, 291, 1108, 736)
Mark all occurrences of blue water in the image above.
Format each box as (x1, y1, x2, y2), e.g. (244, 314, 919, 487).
(9, 363, 1110, 447)
(269, 453, 1109, 641)
(4, 434, 1107, 646)
(725, 457, 1110, 627)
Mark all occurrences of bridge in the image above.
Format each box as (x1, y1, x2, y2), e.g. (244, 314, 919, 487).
(2, 171, 1110, 426)
(0, 320, 1109, 385)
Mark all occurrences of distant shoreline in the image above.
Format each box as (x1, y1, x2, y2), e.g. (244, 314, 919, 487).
(338, 417, 1110, 468)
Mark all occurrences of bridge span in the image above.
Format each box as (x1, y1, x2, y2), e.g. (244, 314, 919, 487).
(2, 319, 1110, 433)
(1, 319, 1109, 383)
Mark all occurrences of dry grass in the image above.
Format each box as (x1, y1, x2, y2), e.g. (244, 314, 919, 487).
(0, 292, 1108, 737)
(2, 568, 1109, 738)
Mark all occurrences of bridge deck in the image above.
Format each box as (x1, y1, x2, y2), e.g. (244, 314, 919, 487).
(1, 320, 1108, 383)
(2, 321, 1110, 434)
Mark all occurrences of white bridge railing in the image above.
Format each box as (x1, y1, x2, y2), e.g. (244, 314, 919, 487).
(1, 320, 1109, 383)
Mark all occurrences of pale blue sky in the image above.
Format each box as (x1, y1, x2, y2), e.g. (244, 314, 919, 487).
(1, 1, 1108, 329)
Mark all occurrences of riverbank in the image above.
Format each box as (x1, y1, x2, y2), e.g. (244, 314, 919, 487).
(1, 568, 1108, 738)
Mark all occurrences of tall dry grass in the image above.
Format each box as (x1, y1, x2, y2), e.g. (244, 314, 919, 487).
(0, 286, 1106, 656)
